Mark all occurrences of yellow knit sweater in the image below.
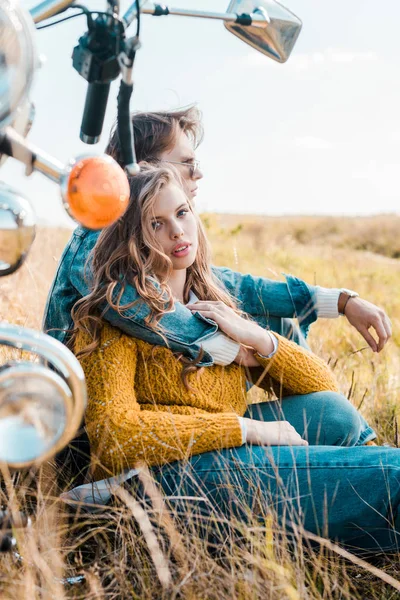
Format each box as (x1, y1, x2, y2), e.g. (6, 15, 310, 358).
(75, 324, 338, 478)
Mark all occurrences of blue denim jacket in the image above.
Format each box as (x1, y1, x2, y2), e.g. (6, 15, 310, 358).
(43, 227, 318, 366)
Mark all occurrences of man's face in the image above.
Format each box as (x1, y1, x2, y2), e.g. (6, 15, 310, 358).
(158, 129, 203, 200)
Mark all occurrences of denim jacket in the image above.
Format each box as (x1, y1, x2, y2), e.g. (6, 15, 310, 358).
(43, 227, 318, 366)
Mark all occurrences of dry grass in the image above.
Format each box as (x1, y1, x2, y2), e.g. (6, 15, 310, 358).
(0, 217, 400, 599)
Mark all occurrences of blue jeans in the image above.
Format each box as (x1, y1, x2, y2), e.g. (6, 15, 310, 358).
(151, 393, 399, 554)
(246, 323, 376, 446)
(245, 391, 376, 446)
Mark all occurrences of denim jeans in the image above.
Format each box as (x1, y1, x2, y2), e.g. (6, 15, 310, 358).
(150, 393, 397, 554)
(244, 391, 376, 446)
(244, 328, 375, 446)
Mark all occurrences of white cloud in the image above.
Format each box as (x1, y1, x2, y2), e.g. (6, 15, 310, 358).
(327, 49, 378, 63)
(241, 52, 278, 68)
(291, 49, 378, 70)
(294, 136, 333, 149)
(241, 48, 378, 71)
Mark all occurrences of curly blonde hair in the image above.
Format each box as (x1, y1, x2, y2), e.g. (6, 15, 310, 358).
(71, 163, 244, 387)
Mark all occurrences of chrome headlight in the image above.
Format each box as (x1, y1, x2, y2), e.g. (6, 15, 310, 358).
(0, 362, 73, 468)
(0, 0, 38, 129)
(0, 324, 87, 469)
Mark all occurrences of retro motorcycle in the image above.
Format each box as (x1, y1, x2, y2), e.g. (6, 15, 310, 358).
(0, 0, 302, 552)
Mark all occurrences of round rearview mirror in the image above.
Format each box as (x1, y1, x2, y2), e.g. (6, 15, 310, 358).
(0, 362, 73, 468)
(0, 182, 36, 276)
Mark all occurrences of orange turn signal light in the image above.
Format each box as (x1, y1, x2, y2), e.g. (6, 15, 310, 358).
(63, 155, 130, 229)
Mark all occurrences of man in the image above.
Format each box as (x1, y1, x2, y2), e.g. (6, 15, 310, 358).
(43, 106, 391, 362)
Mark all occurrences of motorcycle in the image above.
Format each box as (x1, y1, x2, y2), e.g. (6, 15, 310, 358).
(0, 0, 302, 556)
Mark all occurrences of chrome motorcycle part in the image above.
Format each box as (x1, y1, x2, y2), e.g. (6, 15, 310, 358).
(0, 126, 64, 181)
(0, 101, 35, 167)
(224, 0, 302, 63)
(0, 182, 36, 277)
(0, 128, 129, 229)
(31, 0, 142, 171)
(0, 363, 72, 468)
(122, 2, 269, 29)
(0, 324, 87, 468)
(30, 0, 76, 24)
(0, 1, 38, 128)
(122, 1, 300, 62)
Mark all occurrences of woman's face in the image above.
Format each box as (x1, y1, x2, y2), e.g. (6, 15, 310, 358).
(150, 182, 199, 271)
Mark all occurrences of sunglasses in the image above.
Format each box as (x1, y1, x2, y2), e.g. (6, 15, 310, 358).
(162, 159, 201, 179)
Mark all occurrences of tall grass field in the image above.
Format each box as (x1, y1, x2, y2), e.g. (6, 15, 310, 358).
(0, 215, 399, 599)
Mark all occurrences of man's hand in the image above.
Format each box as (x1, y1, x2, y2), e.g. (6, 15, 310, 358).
(344, 297, 392, 352)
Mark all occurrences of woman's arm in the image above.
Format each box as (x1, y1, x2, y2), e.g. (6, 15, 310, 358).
(187, 302, 338, 396)
(75, 324, 243, 477)
(251, 332, 339, 396)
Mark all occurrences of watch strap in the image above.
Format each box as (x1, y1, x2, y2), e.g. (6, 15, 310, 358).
(338, 290, 358, 315)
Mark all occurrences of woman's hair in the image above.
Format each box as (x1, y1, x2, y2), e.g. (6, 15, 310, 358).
(71, 163, 244, 388)
(105, 106, 203, 166)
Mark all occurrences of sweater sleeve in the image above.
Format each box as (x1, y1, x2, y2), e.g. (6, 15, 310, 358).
(75, 328, 243, 477)
(250, 333, 339, 397)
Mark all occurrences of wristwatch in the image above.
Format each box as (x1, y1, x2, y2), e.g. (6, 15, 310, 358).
(338, 288, 359, 315)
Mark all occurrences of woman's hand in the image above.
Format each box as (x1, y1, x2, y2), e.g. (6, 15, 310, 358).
(243, 418, 308, 446)
(186, 300, 274, 356)
(234, 344, 261, 367)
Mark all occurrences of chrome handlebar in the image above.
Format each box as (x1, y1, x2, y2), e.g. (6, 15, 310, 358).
(30, 0, 269, 29)
(30, 0, 77, 24)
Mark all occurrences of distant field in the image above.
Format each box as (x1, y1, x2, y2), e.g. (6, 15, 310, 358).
(1, 216, 399, 599)
(206, 213, 400, 259)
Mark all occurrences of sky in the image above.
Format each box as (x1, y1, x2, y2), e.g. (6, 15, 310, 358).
(2, 0, 400, 226)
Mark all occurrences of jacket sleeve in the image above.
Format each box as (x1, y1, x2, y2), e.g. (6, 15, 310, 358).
(212, 266, 318, 334)
(75, 326, 243, 477)
(248, 333, 339, 398)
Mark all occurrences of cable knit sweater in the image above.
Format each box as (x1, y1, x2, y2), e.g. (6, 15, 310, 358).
(75, 323, 338, 478)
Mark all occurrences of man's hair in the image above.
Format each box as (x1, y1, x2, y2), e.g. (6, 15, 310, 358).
(105, 106, 203, 165)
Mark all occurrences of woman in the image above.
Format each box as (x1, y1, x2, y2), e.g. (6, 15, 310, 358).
(72, 164, 400, 554)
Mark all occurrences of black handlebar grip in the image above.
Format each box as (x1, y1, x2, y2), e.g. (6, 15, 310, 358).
(117, 80, 138, 172)
(80, 81, 111, 144)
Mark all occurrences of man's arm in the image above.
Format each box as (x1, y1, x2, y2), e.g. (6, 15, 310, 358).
(213, 266, 391, 352)
(315, 285, 391, 352)
(212, 266, 318, 336)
